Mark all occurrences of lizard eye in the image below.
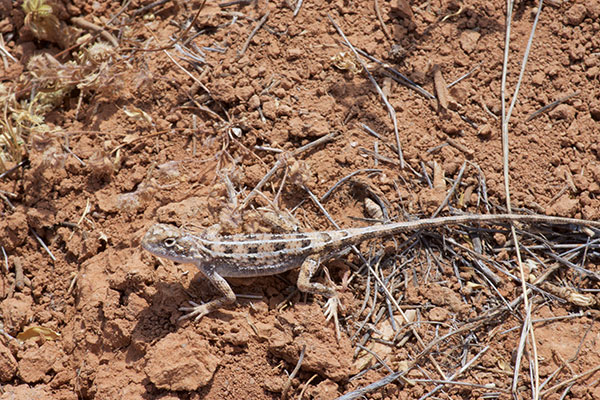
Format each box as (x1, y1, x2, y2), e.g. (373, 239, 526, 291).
(163, 238, 176, 247)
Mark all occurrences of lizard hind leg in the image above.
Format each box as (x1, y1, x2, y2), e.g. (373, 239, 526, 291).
(297, 256, 342, 339)
(297, 256, 337, 298)
(179, 269, 237, 321)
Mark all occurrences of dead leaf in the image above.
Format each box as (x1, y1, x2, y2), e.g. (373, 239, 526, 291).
(17, 326, 61, 342)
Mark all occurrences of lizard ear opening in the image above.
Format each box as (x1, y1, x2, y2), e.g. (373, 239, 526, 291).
(163, 238, 176, 247)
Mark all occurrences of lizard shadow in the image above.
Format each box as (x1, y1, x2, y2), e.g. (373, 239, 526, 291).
(125, 270, 291, 363)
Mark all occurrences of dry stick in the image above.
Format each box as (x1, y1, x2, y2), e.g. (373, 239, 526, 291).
(338, 314, 499, 400)
(132, 0, 169, 15)
(293, 0, 304, 17)
(240, 131, 337, 209)
(238, 10, 270, 58)
(417, 345, 490, 400)
(540, 365, 600, 397)
(298, 373, 318, 399)
(14, 257, 24, 291)
(412, 379, 509, 392)
(501, 0, 544, 397)
(71, 17, 119, 47)
(281, 344, 306, 400)
(336, 371, 404, 400)
(0, 192, 15, 210)
(328, 15, 404, 168)
(162, 49, 212, 97)
(431, 161, 466, 218)
(525, 91, 580, 122)
(447, 63, 481, 88)
(320, 168, 383, 202)
(351, 47, 434, 99)
(31, 229, 56, 262)
(374, 0, 392, 41)
(356, 343, 395, 374)
(129, 0, 206, 52)
(446, 137, 474, 156)
(302, 186, 447, 380)
(1, 246, 8, 273)
(357, 148, 400, 166)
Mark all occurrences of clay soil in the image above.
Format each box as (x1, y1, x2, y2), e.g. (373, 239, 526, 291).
(1, 0, 600, 399)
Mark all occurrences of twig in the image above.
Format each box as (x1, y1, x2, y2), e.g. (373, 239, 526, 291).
(343, 44, 434, 99)
(240, 131, 337, 208)
(1, 246, 8, 273)
(501, 0, 544, 396)
(71, 17, 119, 47)
(132, 0, 170, 15)
(525, 92, 580, 122)
(446, 137, 474, 156)
(417, 345, 490, 400)
(356, 343, 394, 374)
(336, 371, 405, 400)
(357, 148, 400, 166)
(328, 15, 404, 168)
(0, 34, 17, 64)
(238, 11, 270, 58)
(219, 0, 253, 7)
(447, 63, 481, 88)
(14, 257, 24, 291)
(281, 344, 306, 400)
(413, 379, 509, 392)
(131, 0, 206, 52)
(31, 229, 56, 262)
(320, 169, 382, 202)
(374, 0, 392, 40)
(298, 373, 318, 399)
(163, 49, 211, 96)
(431, 161, 466, 218)
(0, 159, 29, 180)
(361, 123, 400, 155)
(293, 0, 305, 17)
(540, 365, 600, 397)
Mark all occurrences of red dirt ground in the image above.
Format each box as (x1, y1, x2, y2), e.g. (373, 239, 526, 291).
(1, 0, 600, 399)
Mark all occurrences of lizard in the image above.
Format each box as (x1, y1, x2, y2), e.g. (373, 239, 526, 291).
(141, 213, 600, 321)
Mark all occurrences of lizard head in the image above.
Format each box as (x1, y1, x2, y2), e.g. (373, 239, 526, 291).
(141, 224, 205, 264)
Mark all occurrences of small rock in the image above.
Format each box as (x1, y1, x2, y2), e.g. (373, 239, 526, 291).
(548, 104, 575, 122)
(0, 294, 33, 335)
(276, 104, 293, 117)
(429, 306, 449, 322)
(287, 48, 303, 60)
(0, 342, 17, 382)
(590, 100, 600, 121)
(586, 0, 600, 19)
(459, 30, 480, 54)
(531, 71, 545, 86)
(248, 94, 260, 110)
(477, 123, 493, 137)
(18, 342, 60, 383)
(262, 100, 277, 120)
(565, 4, 586, 25)
(144, 331, 218, 391)
(235, 85, 254, 102)
(547, 194, 578, 217)
(586, 66, 599, 80)
(156, 196, 204, 225)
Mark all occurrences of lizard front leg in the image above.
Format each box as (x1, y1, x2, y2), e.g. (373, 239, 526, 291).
(179, 267, 236, 321)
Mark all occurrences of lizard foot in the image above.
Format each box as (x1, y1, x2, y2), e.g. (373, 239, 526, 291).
(179, 301, 210, 321)
(323, 296, 342, 340)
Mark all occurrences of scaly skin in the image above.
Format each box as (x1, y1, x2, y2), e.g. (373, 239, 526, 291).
(141, 213, 600, 320)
